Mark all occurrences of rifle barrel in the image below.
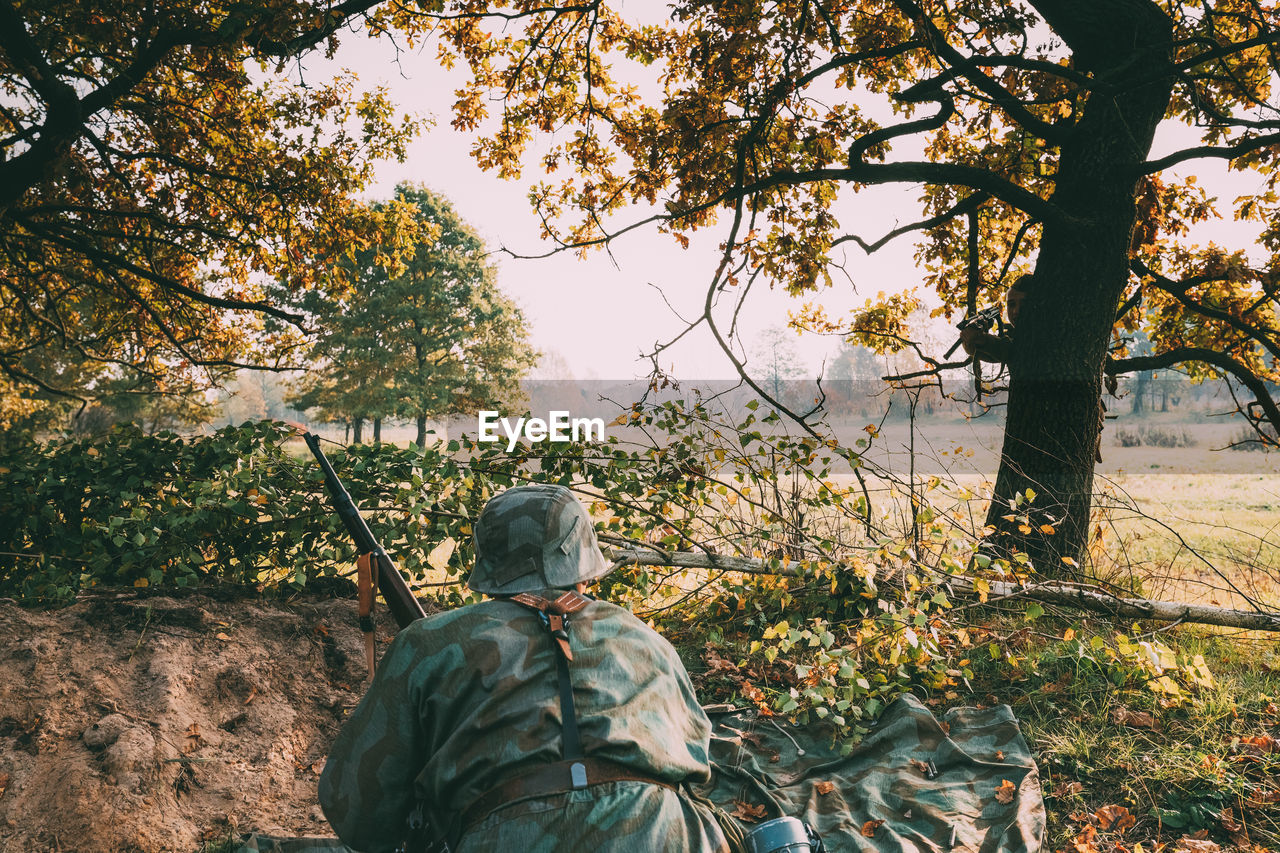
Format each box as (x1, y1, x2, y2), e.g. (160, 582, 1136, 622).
(301, 432, 427, 629)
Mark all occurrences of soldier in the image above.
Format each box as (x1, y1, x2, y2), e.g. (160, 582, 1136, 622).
(319, 483, 737, 852)
(958, 273, 1034, 364)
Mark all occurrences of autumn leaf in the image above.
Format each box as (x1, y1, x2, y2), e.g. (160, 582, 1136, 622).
(861, 819, 885, 837)
(1109, 707, 1158, 730)
(0, 772, 8, 798)
(1071, 824, 1099, 853)
(184, 723, 203, 753)
(1174, 838, 1221, 853)
(995, 750, 1005, 761)
(1246, 787, 1280, 807)
(1238, 734, 1277, 754)
(1057, 781, 1085, 798)
(815, 780, 835, 795)
(994, 779, 1017, 804)
(910, 758, 931, 775)
(1094, 804, 1135, 833)
(732, 801, 768, 823)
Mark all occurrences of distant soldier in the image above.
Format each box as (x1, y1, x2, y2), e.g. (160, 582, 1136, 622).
(319, 483, 737, 852)
(958, 273, 1034, 364)
(959, 273, 1108, 464)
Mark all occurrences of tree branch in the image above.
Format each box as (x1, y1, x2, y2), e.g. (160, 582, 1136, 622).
(1106, 345, 1280, 432)
(603, 547, 1280, 632)
(1140, 131, 1280, 174)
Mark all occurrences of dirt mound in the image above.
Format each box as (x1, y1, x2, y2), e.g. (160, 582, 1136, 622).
(0, 591, 410, 852)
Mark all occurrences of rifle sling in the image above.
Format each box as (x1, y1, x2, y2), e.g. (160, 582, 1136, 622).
(356, 552, 376, 678)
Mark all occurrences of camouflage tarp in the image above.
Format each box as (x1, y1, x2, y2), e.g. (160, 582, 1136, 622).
(695, 693, 1044, 853)
(233, 693, 1042, 853)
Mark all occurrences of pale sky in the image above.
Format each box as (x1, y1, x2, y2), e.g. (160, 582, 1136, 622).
(297, 23, 1268, 382)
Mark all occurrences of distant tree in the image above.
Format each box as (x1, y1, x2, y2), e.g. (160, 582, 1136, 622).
(285, 185, 537, 446)
(751, 326, 807, 405)
(829, 340, 881, 381)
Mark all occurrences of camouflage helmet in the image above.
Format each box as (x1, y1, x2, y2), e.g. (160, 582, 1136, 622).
(468, 484, 612, 595)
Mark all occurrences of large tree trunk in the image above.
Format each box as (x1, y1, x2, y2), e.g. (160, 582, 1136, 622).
(373, 417, 382, 442)
(352, 417, 364, 444)
(985, 0, 1174, 570)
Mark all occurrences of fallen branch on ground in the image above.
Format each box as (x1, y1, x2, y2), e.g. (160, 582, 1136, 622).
(602, 547, 1280, 633)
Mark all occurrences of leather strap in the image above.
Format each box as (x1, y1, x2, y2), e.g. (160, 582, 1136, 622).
(356, 552, 376, 678)
(510, 591, 589, 660)
(460, 758, 675, 831)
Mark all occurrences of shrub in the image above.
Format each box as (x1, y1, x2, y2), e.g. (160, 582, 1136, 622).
(1112, 425, 1197, 448)
(1227, 425, 1278, 451)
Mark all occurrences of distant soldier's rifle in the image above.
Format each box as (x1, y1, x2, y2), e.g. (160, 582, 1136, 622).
(943, 304, 1004, 359)
(299, 429, 426, 672)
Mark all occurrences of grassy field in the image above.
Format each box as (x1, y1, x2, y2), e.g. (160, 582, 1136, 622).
(827, 416, 1280, 610)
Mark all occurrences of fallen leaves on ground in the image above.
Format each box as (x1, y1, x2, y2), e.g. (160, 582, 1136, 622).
(815, 780, 834, 795)
(994, 779, 1017, 804)
(861, 819, 885, 837)
(1174, 838, 1221, 853)
(1109, 706, 1158, 730)
(0, 772, 8, 798)
(910, 758, 931, 775)
(183, 723, 203, 753)
(733, 801, 767, 823)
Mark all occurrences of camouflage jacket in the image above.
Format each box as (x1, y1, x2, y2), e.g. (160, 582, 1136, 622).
(318, 591, 730, 852)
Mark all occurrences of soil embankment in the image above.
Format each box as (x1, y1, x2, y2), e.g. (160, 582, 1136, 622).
(0, 591, 402, 852)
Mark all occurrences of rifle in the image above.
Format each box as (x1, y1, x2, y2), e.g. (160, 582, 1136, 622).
(301, 430, 443, 853)
(299, 429, 427, 631)
(943, 304, 1004, 359)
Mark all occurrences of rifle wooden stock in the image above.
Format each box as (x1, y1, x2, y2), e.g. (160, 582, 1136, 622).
(301, 431, 427, 629)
